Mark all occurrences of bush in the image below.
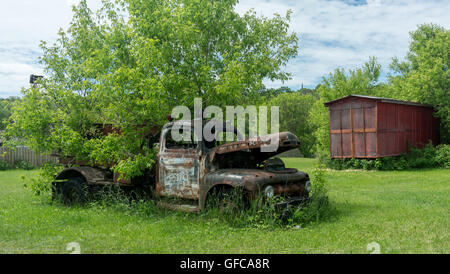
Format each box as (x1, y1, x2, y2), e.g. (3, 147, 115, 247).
(0, 160, 12, 170)
(22, 163, 65, 196)
(0, 160, 36, 171)
(287, 164, 333, 225)
(14, 160, 35, 170)
(435, 144, 450, 168)
(319, 143, 450, 170)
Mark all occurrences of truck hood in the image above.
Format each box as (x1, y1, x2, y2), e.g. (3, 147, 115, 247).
(209, 131, 300, 167)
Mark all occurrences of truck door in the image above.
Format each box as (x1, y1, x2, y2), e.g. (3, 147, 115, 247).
(156, 126, 201, 199)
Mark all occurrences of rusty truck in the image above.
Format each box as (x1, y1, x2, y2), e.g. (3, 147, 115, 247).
(52, 120, 311, 213)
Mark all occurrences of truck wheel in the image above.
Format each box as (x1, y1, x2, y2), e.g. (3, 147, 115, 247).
(207, 188, 247, 214)
(52, 181, 63, 202)
(280, 207, 291, 223)
(62, 177, 88, 206)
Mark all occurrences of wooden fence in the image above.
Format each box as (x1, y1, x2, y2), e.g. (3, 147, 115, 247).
(0, 146, 58, 167)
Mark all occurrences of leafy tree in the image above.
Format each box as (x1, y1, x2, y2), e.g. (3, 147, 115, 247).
(310, 57, 385, 154)
(0, 97, 20, 130)
(254, 86, 294, 102)
(5, 0, 298, 178)
(389, 24, 450, 143)
(298, 87, 317, 98)
(267, 92, 317, 157)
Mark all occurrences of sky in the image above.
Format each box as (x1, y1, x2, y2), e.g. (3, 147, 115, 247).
(0, 0, 449, 97)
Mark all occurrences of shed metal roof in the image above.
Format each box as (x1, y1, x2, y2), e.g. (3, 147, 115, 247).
(323, 94, 433, 108)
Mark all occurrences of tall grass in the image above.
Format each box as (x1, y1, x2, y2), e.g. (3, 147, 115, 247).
(201, 164, 335, 229)
(45, 164, 335, 230)
(2, 160, 448, 253)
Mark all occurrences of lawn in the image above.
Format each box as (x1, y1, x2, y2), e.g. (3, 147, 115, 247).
(0, 158, 448, 254)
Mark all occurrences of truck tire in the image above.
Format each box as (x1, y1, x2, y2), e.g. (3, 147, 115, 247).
(52, 181, 63, 202)
(62, 177, 88, 206)
(207, 187, 248, 214)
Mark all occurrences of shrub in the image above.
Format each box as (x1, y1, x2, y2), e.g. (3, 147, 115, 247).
(319, 143, 450, 170)
(0, 160, 12, 170)
(14, 160, 35, 170)
(22, 163, 65, 196)
(316, 149, 341, 169)
(435, 144, 450, 168)
(0, 160, 36, 171)
(287, 164, 334, 225)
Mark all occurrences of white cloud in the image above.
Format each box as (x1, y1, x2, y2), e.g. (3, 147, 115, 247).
(0, 0, 449, 96)
(236, 0, 450, 89)
(0, 61, 37, 96)
(67, 0, 81, 7)
(0, 0, 102, 97)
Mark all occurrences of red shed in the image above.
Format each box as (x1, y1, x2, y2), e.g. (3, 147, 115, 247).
(324, 95, 440, 158)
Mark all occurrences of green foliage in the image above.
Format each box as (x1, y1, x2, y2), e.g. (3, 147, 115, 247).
(266, 92, 318, 157)
(0, 159, 35, 171)
(321, 157, 379, 171)
(22, 163, 65, 196)
(288, 164, 332, 225)
(321, 143, 450, 170)
(5, 0, 298, 179)
(255, 86, 295, 100)
(389, 24, 450, 143)
(14, 160, 35, 171)
(0, 160, 12, 171)
(113, 148, 156, 180)
(434, 144, 450, 168)
(0, 97, 20, 130)
(205, 188, 282, 229)
(254, 86, 317, 102)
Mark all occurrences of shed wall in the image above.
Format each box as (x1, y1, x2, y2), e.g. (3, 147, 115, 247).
(377, 102, 439, 157)
(327, 97, 439, 158)
(328, 97, 377, 158)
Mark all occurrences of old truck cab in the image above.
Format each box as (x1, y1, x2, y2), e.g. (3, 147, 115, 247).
(155, 120, 311, 212)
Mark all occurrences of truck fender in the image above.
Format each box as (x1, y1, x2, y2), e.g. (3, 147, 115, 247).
(54, 166, 109, 185)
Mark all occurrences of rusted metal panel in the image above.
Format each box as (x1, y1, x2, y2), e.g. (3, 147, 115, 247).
(200, 168, 308, 209)
(212, 132, 300, 155)
(157, 154, 201, 199)
(154, 121, 310, 210)
(376, 102, 439, 157)
(55, 166, 116, 185)
(327, 97, 377, 158)
(325, 95, 439, 158)
(156, 125, 202, 200)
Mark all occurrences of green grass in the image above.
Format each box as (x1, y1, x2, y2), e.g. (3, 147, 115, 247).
(0, 158, 448, 254)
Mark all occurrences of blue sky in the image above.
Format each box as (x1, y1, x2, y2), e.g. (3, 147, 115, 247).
(0, 0, 449, 97)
